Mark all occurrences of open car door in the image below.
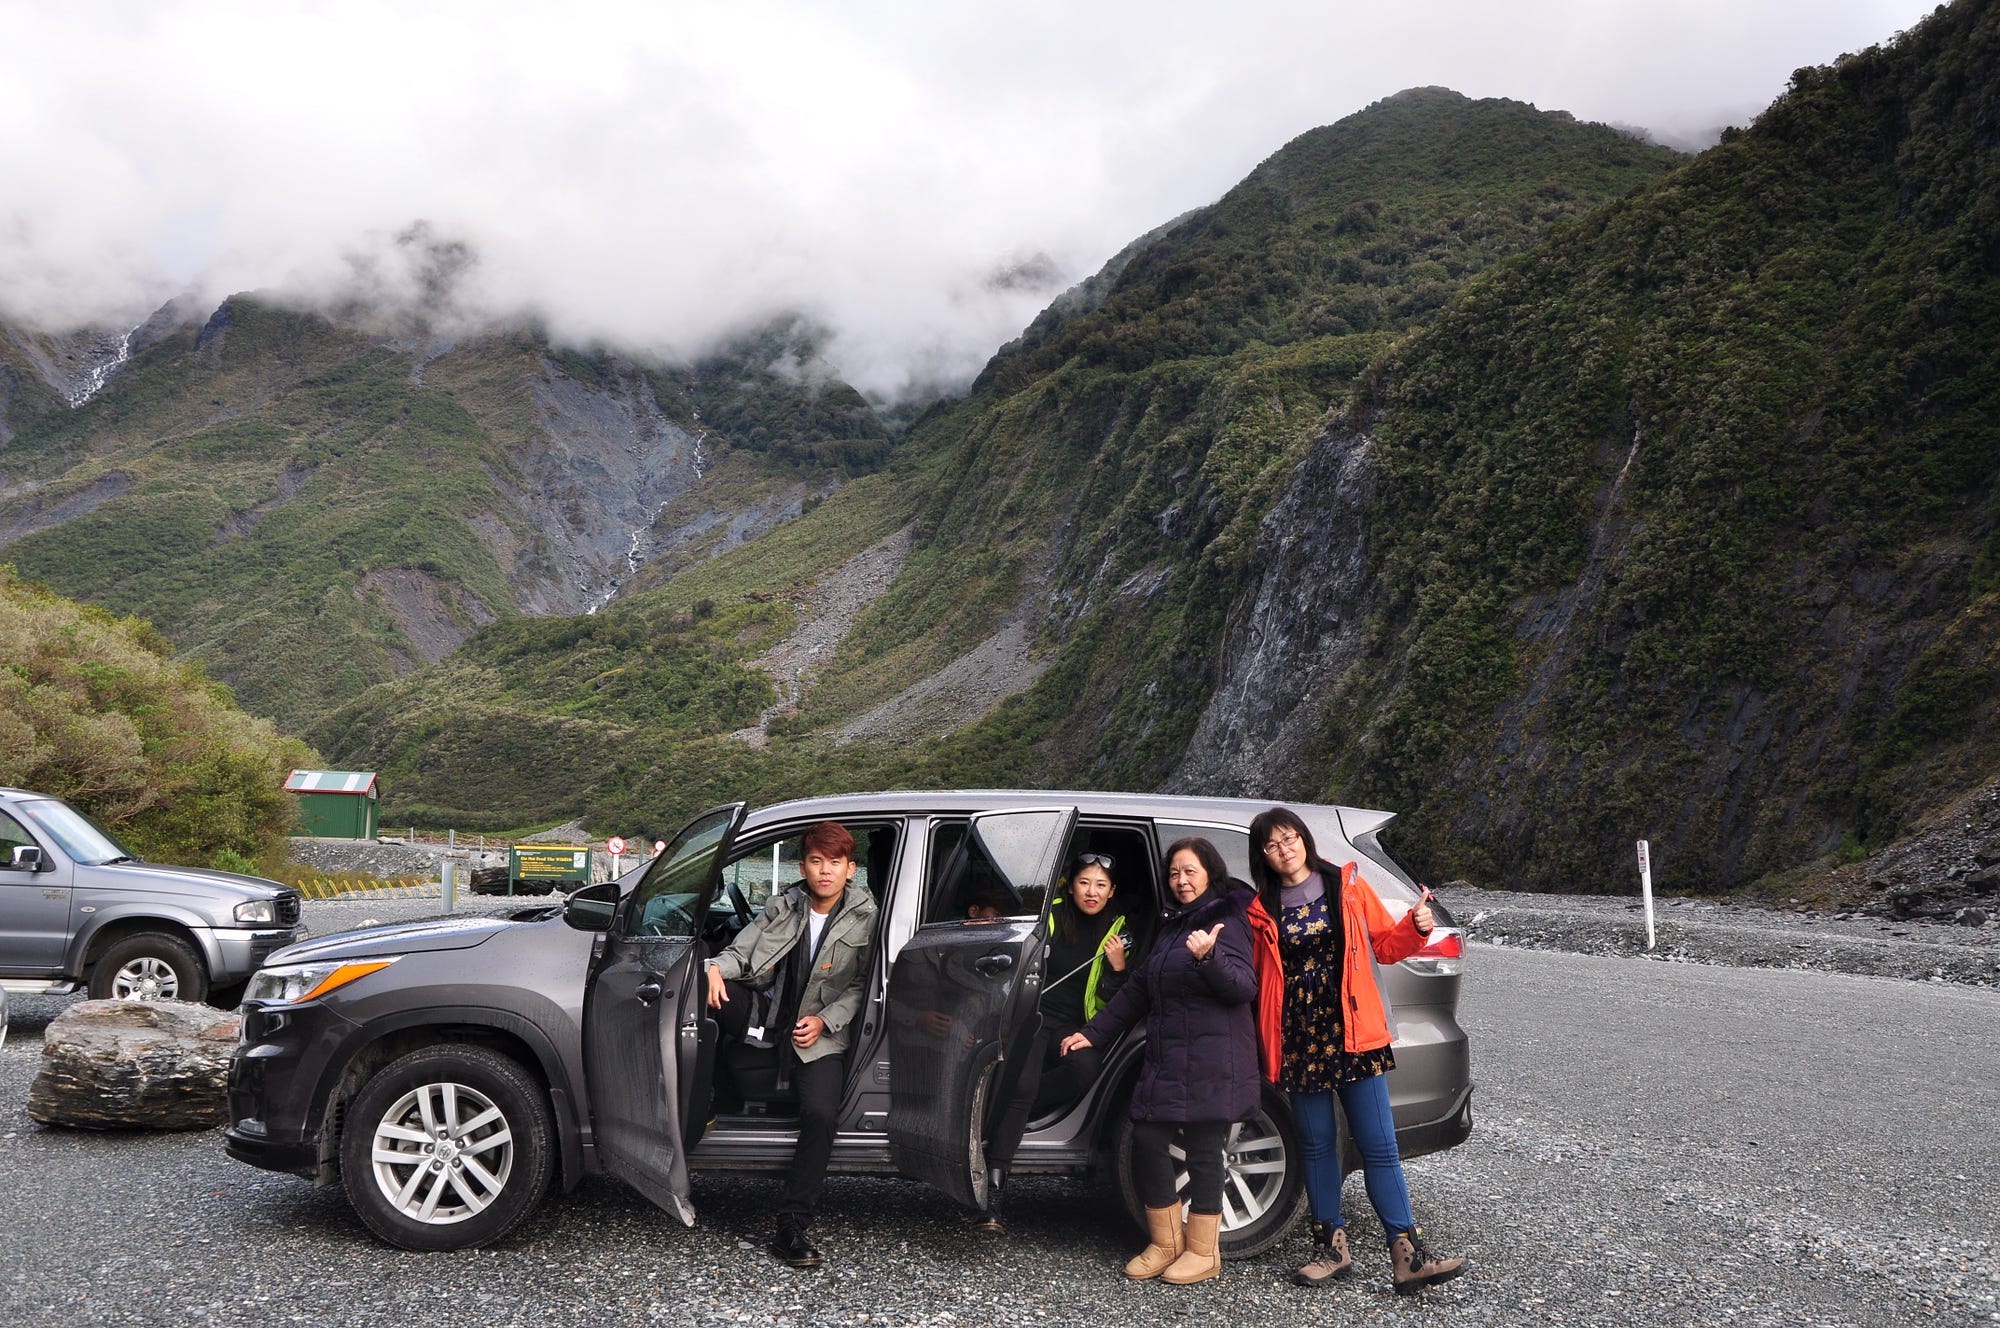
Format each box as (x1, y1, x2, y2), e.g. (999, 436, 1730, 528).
(581, 801, 746, 1226)
(886, 805, 1076, 1209)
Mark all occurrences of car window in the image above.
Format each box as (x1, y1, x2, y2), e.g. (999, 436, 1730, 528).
(626, 806, 737, 938)
(920, 811, 1064, 926)
(16, 800, 132, 866)
(1157, 821, 1253, 884)
(721, 824, 896, 913)
(0, 810, 35, 868)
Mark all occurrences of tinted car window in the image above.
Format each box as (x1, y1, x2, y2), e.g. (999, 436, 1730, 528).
(1157, 822, 1252, 883)
(921, 811, 1064, 925)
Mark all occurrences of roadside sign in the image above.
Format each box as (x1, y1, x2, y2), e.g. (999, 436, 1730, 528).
(653, 839, 666, 856)
(509, 844, 594, 893)
(1636, 839, 1656, 951)
(607, 836, 626, 855)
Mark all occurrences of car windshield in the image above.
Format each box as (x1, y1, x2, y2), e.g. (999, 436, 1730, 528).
(19, 800, 136, 865)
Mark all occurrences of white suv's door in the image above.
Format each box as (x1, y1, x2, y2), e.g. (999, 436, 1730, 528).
(580, 802, 745, 1225)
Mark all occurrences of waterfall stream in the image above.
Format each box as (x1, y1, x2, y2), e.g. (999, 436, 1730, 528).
(67, 327, 137, 407)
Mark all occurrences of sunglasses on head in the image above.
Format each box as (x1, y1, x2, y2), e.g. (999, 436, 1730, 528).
(1074, 853, 1115, 872)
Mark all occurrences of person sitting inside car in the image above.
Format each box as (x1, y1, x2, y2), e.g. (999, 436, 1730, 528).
(704, 820, 877, 1270)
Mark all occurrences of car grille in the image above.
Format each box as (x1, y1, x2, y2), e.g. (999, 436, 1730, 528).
(274, 892, 302, 927)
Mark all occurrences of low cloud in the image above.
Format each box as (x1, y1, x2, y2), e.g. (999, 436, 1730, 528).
(0, 0, 1938, 398)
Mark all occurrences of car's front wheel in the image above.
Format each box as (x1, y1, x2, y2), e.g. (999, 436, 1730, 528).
(340, 1044, 555, 1251)
(1114, 1082, 1306, 1259)
(87, 931, 209, 1003)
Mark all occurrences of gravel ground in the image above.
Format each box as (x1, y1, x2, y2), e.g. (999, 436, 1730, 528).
(3, 893, 1996, 1328)
(1436, 884, 2000, 987)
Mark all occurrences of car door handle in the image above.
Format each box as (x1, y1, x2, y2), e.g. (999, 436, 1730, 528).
(973, 954, 1014, 977)
(636, 981, 664, 1005)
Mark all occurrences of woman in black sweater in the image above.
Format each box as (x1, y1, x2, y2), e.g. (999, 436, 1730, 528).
(980, 855, 1133, 1230)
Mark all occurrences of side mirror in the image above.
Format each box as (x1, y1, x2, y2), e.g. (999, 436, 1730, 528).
(9, 846, 44, 873)
(563, 880, 621, 932)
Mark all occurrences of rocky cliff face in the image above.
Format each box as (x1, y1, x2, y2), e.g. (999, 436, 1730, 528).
(1171, 414, 1379, 794)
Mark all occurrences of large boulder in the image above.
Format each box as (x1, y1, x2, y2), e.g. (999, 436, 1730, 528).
(27, 998, 241, 1130)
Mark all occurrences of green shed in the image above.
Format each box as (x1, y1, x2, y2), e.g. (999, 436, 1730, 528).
(286, 769, 381, 839)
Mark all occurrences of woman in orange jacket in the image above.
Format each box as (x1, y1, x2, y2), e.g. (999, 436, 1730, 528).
(1249, 806, 1466, 1296)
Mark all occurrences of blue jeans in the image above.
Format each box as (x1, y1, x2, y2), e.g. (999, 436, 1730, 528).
(1291, 1074, 1417, 1246)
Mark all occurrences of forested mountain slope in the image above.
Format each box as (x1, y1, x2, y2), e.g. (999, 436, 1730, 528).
(1180, 0, 2000, 892)
(316, 89, 1684, 830)
(0, 301, 888, 730)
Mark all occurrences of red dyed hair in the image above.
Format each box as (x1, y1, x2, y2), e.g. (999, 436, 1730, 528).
(801, 820, 856, 861)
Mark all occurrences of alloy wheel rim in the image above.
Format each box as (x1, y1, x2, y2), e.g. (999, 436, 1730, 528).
(1170, 1112, 1289, 1232)
(369, 1080, 516, 1225)
(110, 957, 179, 1000)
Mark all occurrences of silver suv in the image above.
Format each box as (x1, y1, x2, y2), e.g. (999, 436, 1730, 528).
(0, 787, 304, 1005)
(226, 791, 1472, 1257)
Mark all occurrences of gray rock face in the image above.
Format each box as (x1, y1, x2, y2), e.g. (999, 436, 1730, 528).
(1170, 417, 1378, 794)
(27, 999, 241, 1131)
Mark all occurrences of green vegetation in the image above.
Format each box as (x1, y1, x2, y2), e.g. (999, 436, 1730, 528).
(1294, 1, 2000, 891)
(317, 89, 1687, 834)
(0, 566, 310, 868)
(0, 303, 898, 732)
(797, 90, 1680, 771)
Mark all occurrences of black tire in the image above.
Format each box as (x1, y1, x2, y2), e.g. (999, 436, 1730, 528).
(1114, 1082, 1306, 1260)
(340, 1044, 555, 1251)
(87, 931, 209, 1003)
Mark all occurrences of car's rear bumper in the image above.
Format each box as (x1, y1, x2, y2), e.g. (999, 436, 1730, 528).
(1388, 1082, 1475, 1162)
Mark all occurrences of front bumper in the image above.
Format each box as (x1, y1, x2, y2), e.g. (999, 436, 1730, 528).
(208, 925, 309, 985)
(223, 998, 358, 1182)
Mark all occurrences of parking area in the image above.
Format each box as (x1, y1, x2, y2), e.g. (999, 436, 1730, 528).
(3, 912, 1995, 1327)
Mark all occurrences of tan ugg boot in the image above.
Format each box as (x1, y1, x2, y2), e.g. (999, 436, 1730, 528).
(1160, 1211, 1222, 1284)
(1123, 1205, 1184, 1280)
(1389, 1230, 1466, 1294)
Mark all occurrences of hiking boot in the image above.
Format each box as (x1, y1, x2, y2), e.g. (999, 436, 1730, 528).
(768, 1219, 822, 1269)
(1123, 1205, 1184, 1280)
(1389, 1230, 1464, 1294)
(1291, 1221, 1352, 1285)
(1160, 1211, 1222, 1285)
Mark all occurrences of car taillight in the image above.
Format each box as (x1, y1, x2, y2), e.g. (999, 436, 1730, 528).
(1402, 927, 1463, 976)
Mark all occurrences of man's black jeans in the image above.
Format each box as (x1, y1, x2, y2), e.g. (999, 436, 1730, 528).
(712, 977, 846, 1228)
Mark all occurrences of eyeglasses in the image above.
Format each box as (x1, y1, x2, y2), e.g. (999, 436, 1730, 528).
(1074, 853, 1115, 872)
(1261, 829, 1303, 856)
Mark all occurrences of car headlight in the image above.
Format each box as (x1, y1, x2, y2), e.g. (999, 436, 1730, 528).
(234, 898, 279, 924)
(245, 956, 400, 1005)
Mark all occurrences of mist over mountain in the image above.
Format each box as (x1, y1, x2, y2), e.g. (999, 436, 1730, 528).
(0, 0, 1937, 400)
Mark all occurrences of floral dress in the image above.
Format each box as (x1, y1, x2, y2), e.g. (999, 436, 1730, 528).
(1277, 881, 1395, 1092)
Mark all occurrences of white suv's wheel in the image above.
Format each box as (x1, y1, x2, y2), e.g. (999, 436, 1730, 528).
(341, 1045, 555, 1251)
(1115, 1083, 1306, 1259)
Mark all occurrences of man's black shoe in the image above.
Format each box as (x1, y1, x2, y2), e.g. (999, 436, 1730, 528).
(768, 1223, 822, 1268)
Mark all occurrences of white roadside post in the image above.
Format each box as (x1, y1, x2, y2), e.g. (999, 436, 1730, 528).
(607, 836, 626, 878)
(1636, 839, 1656, 951)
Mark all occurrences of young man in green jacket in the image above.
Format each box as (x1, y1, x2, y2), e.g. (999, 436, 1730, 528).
(705, 820, 877, 1268)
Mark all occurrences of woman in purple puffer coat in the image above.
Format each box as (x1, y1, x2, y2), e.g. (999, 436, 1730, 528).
(1061, 836, 1259, 1286)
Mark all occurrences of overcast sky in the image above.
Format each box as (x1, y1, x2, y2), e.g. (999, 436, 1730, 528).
(0, 0, 1943, 397)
